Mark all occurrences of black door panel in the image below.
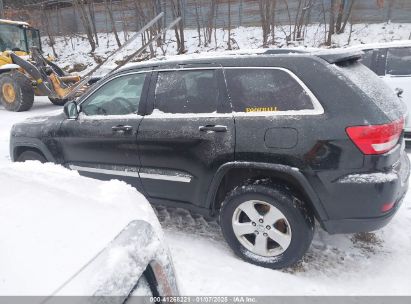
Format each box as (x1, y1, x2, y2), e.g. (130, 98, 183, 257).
(137, 68, 234, 208)
(58, 71, 150, 191)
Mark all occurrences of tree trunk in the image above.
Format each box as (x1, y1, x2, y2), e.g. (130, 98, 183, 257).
(104, 0, 121, 47)
(73, 0, 96, 52)
(326, 0, 336, 46)
(335, 0, 346, 33)
(88, 1, 99, 46)
(194, 1, 202, 46)
(227, 0, 232, 50)
(339, 0, 356, 34)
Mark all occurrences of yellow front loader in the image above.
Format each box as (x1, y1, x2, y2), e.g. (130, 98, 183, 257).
(0, 19, 82, 111)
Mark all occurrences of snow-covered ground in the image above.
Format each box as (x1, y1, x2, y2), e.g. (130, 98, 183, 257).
(1, 97, 411, 295)
(0, 160, 161, 295)
(43, 22, 411, 77)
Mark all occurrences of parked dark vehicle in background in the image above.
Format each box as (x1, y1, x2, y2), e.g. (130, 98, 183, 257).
(350, 41, 411, 141)
(10, 49, 410, 269)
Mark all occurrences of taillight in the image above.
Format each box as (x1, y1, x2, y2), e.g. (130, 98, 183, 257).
(381, 202, 395, 213)
(346, 118, 404, 155)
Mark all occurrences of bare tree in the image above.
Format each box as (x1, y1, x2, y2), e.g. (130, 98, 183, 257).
(259, 0, 276, 47)
(227, 0, 232, 50)
(326, 0, 336, 46)
(73, 0, 96, 52)
(194, 0, 202, 46)
(339, 0, 356, 33)
(171, 0, 185, 54)
(205, 0, 217, 46)
(104, 0, 121, 47)
(41, 7, 57, 57)
(87, 0, 99, 46)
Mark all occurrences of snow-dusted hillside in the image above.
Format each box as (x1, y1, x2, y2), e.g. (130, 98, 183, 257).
(42, 22, 411, 76)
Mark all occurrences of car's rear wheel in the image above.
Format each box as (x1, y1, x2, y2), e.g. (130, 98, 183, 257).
(16, 150, 46, 163)
(220, 184, 314, 269)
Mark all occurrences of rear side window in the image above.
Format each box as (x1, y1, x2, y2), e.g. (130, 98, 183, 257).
(154, 70, 219, 114)
(224, 69, 314, 113)
(386, 47, 411, 76)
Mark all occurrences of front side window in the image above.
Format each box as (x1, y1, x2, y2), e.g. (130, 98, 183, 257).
(225, 69, 314, 113)
(154, 70, 219, 114)
(81, 73, 146, 116)
(386, 47, 411, 76)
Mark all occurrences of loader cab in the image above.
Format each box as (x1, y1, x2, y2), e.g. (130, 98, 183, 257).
(0, 19, 41, 53)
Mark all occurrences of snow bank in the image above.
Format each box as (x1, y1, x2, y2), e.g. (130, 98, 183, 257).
(0, 161, 161, 295)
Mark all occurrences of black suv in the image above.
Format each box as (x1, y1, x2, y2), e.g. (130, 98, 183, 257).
(10, 50, 410, 269)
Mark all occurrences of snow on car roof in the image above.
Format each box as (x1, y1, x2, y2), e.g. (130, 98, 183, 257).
(0, 161, 161, 295)
(117, 47, 315, 71)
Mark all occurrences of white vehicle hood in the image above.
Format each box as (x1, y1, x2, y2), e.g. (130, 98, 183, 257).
(0, 161, 162, 296)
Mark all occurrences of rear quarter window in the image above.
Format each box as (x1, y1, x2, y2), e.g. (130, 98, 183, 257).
(224, 68, 317, 113)
(335, 61, 406, 120)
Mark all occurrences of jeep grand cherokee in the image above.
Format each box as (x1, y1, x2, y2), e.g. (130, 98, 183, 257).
(10, 49, 410, 269)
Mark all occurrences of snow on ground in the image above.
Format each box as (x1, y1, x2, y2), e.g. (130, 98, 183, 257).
(1, 98, 411, 295)
(42, 22, 411, 77)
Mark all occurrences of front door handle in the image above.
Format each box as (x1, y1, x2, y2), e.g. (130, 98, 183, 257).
(199, 125, 228, 132)
(112, 125, 133, 133)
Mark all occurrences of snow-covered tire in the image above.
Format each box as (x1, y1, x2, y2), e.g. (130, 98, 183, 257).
(16, 150, 46, 163)
(0, 72, 34, 112)
(219, 184, 314, 269)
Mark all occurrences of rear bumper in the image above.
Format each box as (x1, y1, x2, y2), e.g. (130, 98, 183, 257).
(320, 152, 410, 234)
(322, 191, 406, 234)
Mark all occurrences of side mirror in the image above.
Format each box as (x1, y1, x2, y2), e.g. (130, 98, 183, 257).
(395, 88, 404, 98)
(64, 100, 79, 119)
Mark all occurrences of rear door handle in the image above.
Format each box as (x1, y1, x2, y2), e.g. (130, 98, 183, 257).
(199, 125, 228, 132)
(112, 125, 133, 133)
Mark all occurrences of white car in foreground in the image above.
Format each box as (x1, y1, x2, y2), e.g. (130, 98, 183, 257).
(0, 161, 178, 301)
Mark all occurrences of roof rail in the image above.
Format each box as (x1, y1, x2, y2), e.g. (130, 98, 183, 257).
(263, 49, 309, 55)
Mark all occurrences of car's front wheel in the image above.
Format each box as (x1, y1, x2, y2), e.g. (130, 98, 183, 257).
(220, 184, 314, 269)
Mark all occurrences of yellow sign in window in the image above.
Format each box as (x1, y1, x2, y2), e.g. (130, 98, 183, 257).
(245, 106, 278, 113)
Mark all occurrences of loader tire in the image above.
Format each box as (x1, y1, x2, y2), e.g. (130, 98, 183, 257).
(0, 72, 34, 112)
(48, 97, 68, 106)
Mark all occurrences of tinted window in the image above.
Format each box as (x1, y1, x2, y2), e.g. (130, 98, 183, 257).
(335, 61, 405, 120)
(225, 69, 314, 113)
(386, 47, 411, 76)
(82, 73, 146, 116)
(154, 70, 219, 114)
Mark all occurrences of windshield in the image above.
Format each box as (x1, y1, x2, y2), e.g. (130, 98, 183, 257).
(0, 24, 27, 52)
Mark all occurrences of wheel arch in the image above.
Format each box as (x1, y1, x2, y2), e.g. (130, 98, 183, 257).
(11, 140, 56, 163)
(207, 162, 328, 222)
